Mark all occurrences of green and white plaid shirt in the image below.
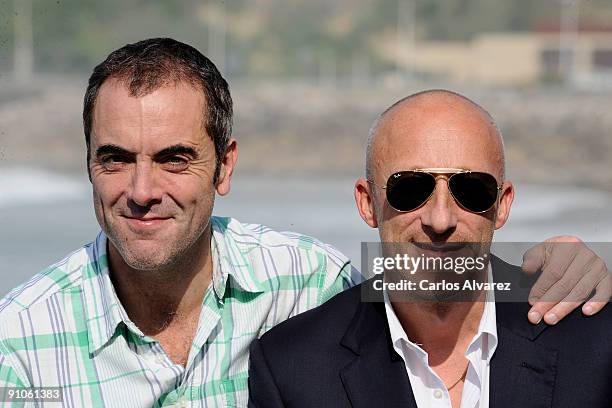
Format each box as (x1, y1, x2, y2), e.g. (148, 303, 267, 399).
(0, 216, 360, 407)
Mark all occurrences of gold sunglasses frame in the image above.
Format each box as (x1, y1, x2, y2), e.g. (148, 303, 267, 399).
(367, 168, 503, 214)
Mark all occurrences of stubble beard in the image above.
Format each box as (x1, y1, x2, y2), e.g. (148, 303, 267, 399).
(105, 217, 211, 274)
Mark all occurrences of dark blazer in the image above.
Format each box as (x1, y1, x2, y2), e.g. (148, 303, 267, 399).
(248, 257, 612, 407)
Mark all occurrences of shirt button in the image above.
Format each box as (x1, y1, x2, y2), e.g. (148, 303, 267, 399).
(155, 354, 164, 364)
(177, 396, 187, 408)
(433, 389, 443, 399)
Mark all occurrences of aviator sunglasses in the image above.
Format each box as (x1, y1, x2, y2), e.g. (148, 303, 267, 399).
(368, 168, 502, 213)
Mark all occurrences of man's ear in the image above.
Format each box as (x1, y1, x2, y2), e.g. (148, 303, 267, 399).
(355, 178, 378, 228)
(494, 180, 514, 230)
(216, 138, 238, 196)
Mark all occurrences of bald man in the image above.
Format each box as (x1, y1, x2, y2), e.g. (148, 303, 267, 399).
(247, 90, 612, 408)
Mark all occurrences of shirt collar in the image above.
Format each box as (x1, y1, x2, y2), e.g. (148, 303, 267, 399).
(209, 216, 265, 300)
(383, 283, 427, 359)
(82, 232, 135, 355)
(467, 266, 498, 363)
(383, 264, 498, 361)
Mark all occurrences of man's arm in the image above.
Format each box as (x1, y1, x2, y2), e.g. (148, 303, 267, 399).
(248, 339, 285, 408)
(523, 236, 611, 324)
(322, 237, 610, 326)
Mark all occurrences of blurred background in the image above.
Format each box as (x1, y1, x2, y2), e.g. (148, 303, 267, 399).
(1, 0, 611, 295)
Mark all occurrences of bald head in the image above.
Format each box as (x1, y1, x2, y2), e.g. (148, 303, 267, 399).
(365, 89, 505, 182)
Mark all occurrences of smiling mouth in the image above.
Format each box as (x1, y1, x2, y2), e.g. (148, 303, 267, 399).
(123, 216, 171, 229)
(412, 241, 467, 253)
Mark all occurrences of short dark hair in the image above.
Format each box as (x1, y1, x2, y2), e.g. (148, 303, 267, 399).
(83, 37, 233, 182)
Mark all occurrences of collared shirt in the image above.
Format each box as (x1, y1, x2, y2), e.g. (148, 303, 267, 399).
(384, 269, 498, 408)
(0, 216, 359, 407)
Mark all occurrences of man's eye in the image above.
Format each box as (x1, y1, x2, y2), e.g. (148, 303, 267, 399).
(103, 156, 125, 163)
(100, 156, 128, 171)
(162, 156, 189, 171)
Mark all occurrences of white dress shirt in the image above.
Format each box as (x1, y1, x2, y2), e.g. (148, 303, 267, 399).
(383, 269, 498, 408)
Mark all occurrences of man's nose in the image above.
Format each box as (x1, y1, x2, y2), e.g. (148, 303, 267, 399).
(419, 178, 458, 235)
(128, 161, 162, 207)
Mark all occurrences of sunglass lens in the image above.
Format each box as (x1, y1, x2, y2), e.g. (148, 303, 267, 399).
(386, 172, 436, 212)
(449, 172, 498, 212)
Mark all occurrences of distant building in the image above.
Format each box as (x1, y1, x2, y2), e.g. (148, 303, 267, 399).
(377, 25, 612, 87)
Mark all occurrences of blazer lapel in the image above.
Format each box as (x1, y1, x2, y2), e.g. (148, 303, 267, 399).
(490, 301, 558, 408)
(339, 282, 417, 408)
